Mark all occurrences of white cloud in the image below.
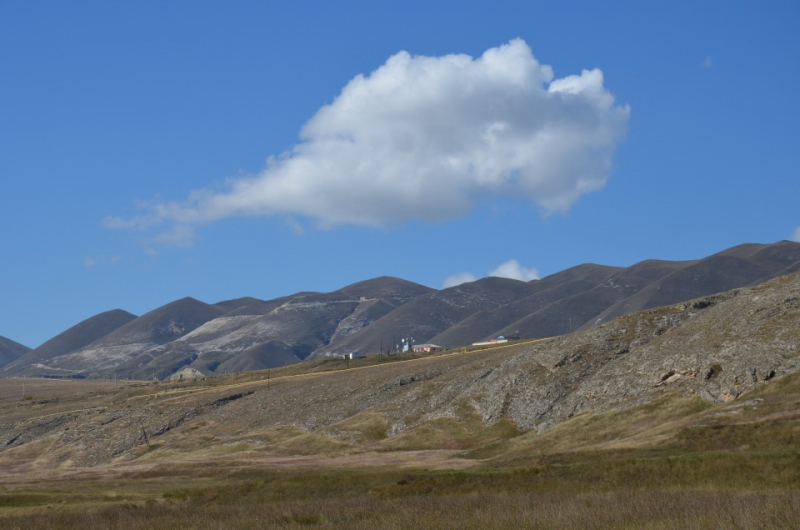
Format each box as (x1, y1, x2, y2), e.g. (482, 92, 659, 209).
(792, 227, 800, 242)
(442, 272, 478, 289)
(107, 39, 629, 246)
(443, 258, 539, 288)
(699, 56, 713, 68)
(489, 259, 540, 281)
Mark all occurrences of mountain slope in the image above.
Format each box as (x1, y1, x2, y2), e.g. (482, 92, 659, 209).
(428, 264, 622, 347)
(178, 277, 433, 373)
(22, 298, 225, 377)
(491, 258, 691, 340)
(0, 336, 30, 368)
(332, 276, 434, 300)
(309, 276, 540, 358)
(213, 296, 263, 313)
(116, 277, 434, 378)
(2, 309, 137, 376)
(589, 240, 800, 327)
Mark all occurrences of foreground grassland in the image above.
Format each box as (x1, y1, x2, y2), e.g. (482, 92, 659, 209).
(1, 354, 799, 529)
(0, 454, 798, 529)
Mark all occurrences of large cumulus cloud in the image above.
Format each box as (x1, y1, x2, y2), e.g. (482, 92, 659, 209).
(107, 39, 629, 244)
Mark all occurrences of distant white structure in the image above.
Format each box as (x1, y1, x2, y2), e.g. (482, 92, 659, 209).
(471, 336, 509, 347)
(413, 344, 443, 353)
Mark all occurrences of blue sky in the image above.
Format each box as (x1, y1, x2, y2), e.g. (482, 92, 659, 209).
(2, 1, 799, 348)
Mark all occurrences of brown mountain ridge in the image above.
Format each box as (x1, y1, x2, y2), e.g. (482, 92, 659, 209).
(3, 240, 799, 380)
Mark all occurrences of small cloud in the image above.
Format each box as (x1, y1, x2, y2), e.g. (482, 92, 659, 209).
(83, 257, 98, 268)
(153, 224, 196, 248)
(443, 258, 539, 288)
(792, 227, 800, 242)
(699, 56, 713, 68)
(489, 259, 540, 281)
(443, 272, 478, 288)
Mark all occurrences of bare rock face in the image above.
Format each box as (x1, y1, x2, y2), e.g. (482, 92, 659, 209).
(470, 272, 800, 432)
(169, 366, 207, 381)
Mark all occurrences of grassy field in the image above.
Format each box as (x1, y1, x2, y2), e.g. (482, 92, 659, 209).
(0, 453, 798, 529)
(1, 353, 799, 528)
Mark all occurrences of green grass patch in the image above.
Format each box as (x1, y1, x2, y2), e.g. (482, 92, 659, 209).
(322, 410, 389, 443)
(377, 407, 518, 452)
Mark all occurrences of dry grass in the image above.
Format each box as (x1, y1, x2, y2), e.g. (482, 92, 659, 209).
(322, 410, 389, 444)
(1, 473, 799, 529)
(0, 377, 137, 401)
(376, 406, 518, 452)
(476, 394, 714, 463)
(3, 359, 800, 528)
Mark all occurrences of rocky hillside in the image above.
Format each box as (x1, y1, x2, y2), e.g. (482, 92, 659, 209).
(3, 240, 799, 380)
(1, 270, 798, 469)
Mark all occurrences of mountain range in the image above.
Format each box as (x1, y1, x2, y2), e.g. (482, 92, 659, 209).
(2, 240, 799, 380)
(3, 264, 799, 471)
